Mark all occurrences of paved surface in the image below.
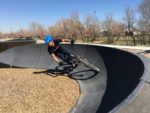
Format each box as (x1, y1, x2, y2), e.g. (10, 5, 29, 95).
(117, 55, 150, 113)
(0, 38, 36, 52)
(0, 43, 149, 113)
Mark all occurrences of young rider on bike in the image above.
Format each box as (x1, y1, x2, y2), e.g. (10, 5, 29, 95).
(45, 35, 77, 67)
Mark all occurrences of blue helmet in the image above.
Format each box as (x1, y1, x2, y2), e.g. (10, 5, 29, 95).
(45, 35, 53, 44)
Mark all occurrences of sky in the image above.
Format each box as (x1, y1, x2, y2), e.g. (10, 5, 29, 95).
(0, 0, 142, 33)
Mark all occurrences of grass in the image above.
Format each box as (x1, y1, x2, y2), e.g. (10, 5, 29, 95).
(76, 36, 150, 46)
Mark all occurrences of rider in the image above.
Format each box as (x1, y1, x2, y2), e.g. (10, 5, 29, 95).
(45, 35, 77, 67)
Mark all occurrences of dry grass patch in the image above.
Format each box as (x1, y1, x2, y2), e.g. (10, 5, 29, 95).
(0, 68, 79, 113)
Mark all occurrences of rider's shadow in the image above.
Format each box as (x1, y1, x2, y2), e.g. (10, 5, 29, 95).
(33, 64, 98, 80)
(33, 64, 73, 77)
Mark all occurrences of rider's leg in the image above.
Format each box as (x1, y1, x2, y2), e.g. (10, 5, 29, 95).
(60, 47, 75, 58)
(55, 52, 72, 65)
(57, 47, 77, 68)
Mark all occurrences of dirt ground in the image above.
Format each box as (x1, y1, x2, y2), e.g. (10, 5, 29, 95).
(0, 68, 79, 113)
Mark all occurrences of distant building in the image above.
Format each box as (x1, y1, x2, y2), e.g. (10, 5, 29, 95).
(2, 34, 9, 38)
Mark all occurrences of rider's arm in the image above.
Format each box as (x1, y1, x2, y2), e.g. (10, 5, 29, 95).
(51, 53, 60, 64)
(62, 39, 71, 42)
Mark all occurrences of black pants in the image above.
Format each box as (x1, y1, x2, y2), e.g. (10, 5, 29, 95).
(55, 47, 73, 65)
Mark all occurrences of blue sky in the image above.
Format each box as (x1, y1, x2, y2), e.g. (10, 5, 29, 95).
(0, 0, 142, 33)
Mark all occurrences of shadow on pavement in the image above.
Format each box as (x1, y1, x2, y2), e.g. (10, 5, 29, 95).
(33, 64, 98, 80)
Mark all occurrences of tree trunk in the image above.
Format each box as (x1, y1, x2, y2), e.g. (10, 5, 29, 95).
(116, 35, 120, 41)
(125, 36, 128, 45)
(132, 36, 136, 46)
(107, 34, 110, 44)
(148, 35, 150, 45)
(138, 35, 143, 45)
(142, 35, 146, 45)
(109, 33, 113, 43)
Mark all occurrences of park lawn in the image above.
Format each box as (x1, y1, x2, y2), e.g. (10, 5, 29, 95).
(76, 36, 150, 46)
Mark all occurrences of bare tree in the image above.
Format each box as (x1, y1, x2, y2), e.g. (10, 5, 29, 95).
(16, 28, 28, 38)
(101, 12, 114, 43)
(113, 23, 126, 41)
(123, 5, 136, 45)
(48, 18, 70, 38)
(138, 0, 150, 44)
(28, 21, 39, 38)
(48, 26, 57, 37)
(57, 18, 70, 38)
(28, 21, 46, 39)
(36, 24, 45, 39)
(84, 11, 101, 43)
(70, 10, 84, 40)
(91, 10, 101, 43)
(48, 12, 84, 41)
(137, 18, 148, 45)
(83, 14, 91, 42)
(47, 11, 100, 42)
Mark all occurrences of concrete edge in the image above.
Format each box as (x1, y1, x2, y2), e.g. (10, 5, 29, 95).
(74, 43, 148, 113)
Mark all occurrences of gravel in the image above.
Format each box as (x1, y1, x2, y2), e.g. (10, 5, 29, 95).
(0, 68, 79, 113)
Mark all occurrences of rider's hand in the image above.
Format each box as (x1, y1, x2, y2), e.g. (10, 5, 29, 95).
(59, 62, 63, 66)
(71, 40, 74, 45)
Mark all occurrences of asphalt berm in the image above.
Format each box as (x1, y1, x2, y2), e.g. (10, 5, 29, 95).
(0, 43, 149, 113)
